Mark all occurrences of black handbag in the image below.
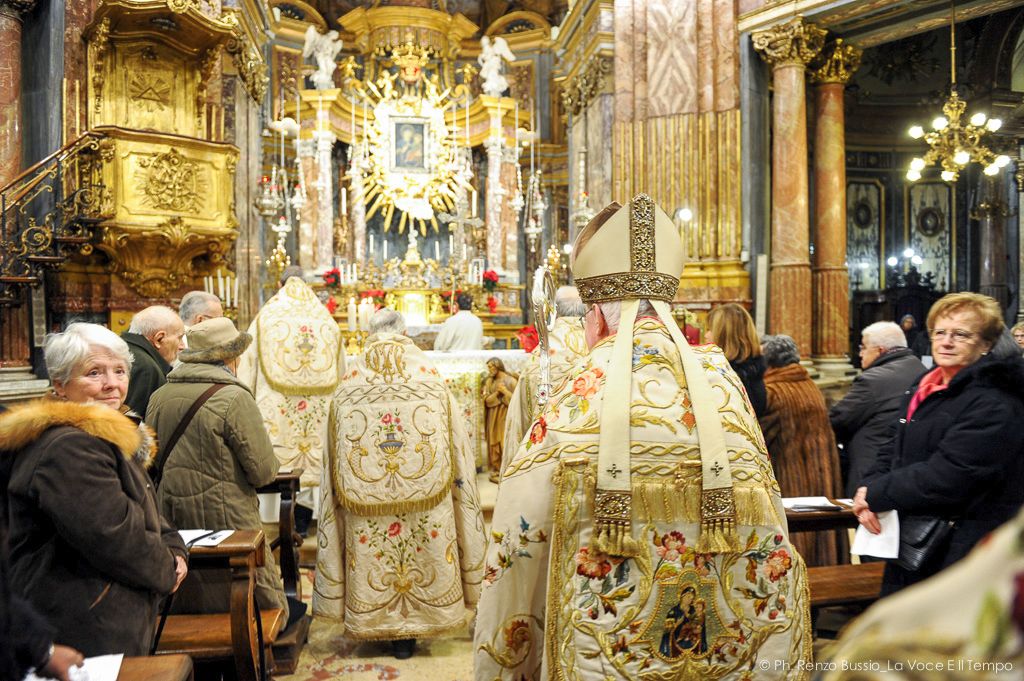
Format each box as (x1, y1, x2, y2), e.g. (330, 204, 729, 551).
(895, 516, 956, 572)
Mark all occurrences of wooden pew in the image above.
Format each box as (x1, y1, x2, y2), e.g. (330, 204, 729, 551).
(118, 654, 193, 681)
(155, 530, 285, 681)
(807, 562, 885, 608)
(257, 469, 310, 675)
(785, 503, 885, 613)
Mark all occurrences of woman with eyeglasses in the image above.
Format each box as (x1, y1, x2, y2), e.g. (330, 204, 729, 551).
(853, 292, 1024, 594)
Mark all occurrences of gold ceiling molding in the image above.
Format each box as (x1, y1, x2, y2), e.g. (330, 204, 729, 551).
(811, 38, 862, 85)
(485, 10, 551, 37)
(751, 17, 826, 68)
(339, 6, 479, 60)
(559, 54, 612, 117)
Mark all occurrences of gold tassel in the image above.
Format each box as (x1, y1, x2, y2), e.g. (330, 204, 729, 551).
(591, 520, 642, 558)
(695, 517, 740, 553)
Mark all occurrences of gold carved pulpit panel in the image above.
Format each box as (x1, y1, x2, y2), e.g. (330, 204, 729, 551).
(83, 0, 267, 299)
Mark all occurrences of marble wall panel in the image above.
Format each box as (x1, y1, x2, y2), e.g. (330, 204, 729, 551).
(713, 0, 740, 111)
(645, 1, 696, 117)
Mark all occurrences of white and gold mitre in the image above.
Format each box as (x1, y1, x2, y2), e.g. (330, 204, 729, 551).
(572, 194, 738, 558)
(572, 194, 684, 305)
(256, 276, 342, 395)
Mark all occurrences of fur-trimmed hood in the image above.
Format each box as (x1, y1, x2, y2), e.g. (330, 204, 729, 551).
(0, 399, 157, 468)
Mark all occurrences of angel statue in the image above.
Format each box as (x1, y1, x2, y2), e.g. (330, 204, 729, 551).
(478, 36, 515, 97)
(303, 25, 342, 90)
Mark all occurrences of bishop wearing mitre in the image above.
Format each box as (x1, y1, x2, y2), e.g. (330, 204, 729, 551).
(501, 285, 588, 476)
(238, 274, 345, 519)
(314, 308, 486, 658)
(474, 195, 811, 679)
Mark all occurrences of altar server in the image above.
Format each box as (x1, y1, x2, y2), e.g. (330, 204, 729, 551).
(237, 275, 344, 519)
(434, 292, 484, 352)
(315, 308, 485, 659)
(474, 195, 811, 679)
(501, 286, 588, 476)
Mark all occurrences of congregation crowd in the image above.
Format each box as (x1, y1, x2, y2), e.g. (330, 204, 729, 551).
(3, 197, 1024, 680)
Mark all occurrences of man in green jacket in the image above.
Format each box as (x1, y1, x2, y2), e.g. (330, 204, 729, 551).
(121, 306, 185, 416)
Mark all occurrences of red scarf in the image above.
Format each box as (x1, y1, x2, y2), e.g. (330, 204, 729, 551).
(905, 367, 951, 421)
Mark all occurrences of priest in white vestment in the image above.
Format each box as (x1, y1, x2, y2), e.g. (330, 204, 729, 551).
(315, 308, 486, 659)
(238, 276, 344, 518)
(501, 286, 588, 476)
(433, 292, 484, 352)
(474, 195, 812, 679)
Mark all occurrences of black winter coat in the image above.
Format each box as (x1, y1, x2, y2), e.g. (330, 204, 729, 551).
(122, 332, 172, 418)
(829, 348, 927, 496)
(730, 356, 767, 418)
(862, 354, 1024, 592)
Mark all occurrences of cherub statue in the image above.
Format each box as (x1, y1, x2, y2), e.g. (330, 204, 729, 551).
(377, 69, 398, 101)
(303, 25, 342, 90)
(478, 36, 515, 97)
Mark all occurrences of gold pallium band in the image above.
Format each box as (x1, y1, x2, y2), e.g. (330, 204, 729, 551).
(586, 193, 738, 557)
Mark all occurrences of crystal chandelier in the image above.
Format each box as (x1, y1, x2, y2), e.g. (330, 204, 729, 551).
(906, 1, 1008, 183)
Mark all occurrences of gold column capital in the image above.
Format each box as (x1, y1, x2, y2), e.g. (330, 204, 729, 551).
(811, 39, 862, 84)
(752, 17, 826, 69)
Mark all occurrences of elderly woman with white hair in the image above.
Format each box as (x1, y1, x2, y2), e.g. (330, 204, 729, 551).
(0, 323, 188, 658)
(830, 321, 926, 496)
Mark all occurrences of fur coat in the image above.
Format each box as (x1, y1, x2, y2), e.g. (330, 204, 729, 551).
(0, 400, 186, 656)
(761, 363, 844, 567)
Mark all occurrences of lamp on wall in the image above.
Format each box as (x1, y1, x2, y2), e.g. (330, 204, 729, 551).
(905, 0, 1008, 183)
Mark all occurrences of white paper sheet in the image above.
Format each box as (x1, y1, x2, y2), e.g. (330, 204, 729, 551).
(851, 510, 900, 559)
(781, 496, 843, 511)
(178, 529, 234, 547)
(25, 653, 122, 681)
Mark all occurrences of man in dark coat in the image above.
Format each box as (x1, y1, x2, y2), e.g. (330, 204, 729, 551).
(830, 321, 926, 496)
(121, 306, 185, 416)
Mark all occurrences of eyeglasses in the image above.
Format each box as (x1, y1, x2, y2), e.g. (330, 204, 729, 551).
(930, 329, 977, 344)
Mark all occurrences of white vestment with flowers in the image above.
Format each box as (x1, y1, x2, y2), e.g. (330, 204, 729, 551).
(238, 277, 345, 508)
(503, 317, 588, 475)
(314, 333, 486, 640)
(474, 318, 812, 680)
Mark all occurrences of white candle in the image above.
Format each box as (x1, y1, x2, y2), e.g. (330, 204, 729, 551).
(353, 264, 359, 283)
(224, 277, 231, 309)
(369, 233, 375, 255)
(462, 244, 467, 261)
(341, 184, 347, 215)
(347, 297, 357, 332)
(234, 276, 239, 308)
(383, 240, 388, 261)
(217, 272, 224, 300)
(434, 240, 440, 261)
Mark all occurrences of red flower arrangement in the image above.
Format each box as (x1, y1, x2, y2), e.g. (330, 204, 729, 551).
(360, 289, 386, 309)
(324, 297, 338, 314)
(322, 267, 341, 288)
(517, 325, 539, 352)
(482, 269, 499, 293)
(487, 296, 498, 313)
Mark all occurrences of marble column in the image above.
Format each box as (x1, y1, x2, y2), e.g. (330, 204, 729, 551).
(484, 134, 504, 272)
(975, 178, 1011, 308)
(1016, 157, 1024, 324)
(753, 18, 826, 359)
(0, 0, 35, 374)
(811, 39, 860, 373)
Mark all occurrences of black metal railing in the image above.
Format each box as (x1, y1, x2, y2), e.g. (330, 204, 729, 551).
(0, 132, 107, 307)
